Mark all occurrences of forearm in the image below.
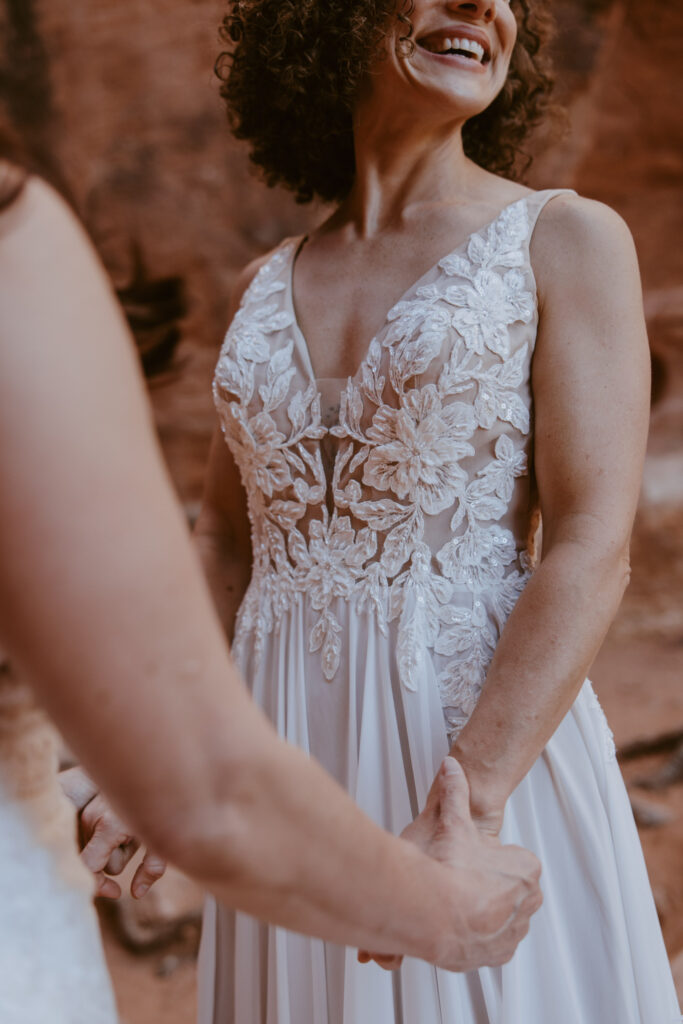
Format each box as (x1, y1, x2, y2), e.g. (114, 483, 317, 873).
(166, 714, 467, 960)
(0, 487, 459, 960)
(450, 536, 630, 814)
(193, 529, 251, 643)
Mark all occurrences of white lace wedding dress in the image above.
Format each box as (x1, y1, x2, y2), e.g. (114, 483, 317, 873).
(198, 188, 681, 1023)
(0, 667, 118, 1024)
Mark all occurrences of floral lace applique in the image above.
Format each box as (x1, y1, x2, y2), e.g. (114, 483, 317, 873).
(214, 198, 539, 730)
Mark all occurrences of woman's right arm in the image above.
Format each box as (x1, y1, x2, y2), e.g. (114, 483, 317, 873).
(192, 258, 262, 642)
(0, 178, 541, 969)
(193, 429, 252, 643)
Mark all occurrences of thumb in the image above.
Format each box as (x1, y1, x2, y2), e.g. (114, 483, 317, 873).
(436, 757, 473, 830)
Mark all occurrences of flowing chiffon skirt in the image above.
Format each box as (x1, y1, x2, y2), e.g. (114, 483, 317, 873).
(197, 595, 681, 1024)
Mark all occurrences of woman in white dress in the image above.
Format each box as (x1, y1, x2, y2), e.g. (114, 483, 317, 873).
(196, 0, 681, 1021)
(0, 143, 541, 1017)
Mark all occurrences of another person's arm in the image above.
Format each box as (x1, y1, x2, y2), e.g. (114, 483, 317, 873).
(0, 178, 541, 969)
(448, 195, 650, 832)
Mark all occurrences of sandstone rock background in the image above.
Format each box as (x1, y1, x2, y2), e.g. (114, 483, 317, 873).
(2, 0, 682, 1019)
(2, 0, 681, 499)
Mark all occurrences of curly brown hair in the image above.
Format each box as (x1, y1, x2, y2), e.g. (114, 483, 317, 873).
(216, 1, 557, 204)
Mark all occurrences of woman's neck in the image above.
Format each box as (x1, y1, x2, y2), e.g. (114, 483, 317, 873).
(337, 107, 477, 238)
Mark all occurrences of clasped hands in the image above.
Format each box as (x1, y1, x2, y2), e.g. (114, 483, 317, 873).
(60, 757, 539, 972)
(359, 756, 513, 970)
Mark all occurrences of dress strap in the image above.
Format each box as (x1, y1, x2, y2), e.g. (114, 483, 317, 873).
(526, 187, 578, 240)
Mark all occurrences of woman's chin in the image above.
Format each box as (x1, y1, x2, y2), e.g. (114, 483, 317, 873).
(385, 64, 500, 125)
(395, 78, 493, 126)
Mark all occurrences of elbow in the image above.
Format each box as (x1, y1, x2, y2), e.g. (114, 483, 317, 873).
(144, 792, 255, 889)
(598, 541, 631, 610)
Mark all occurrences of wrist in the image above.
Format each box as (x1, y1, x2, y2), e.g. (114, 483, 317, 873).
(448, 743, 509, 820)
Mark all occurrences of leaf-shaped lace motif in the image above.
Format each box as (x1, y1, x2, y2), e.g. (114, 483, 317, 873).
(214, 208, 538, 726)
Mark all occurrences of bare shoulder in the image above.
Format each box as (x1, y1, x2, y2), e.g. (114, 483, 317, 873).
(0, 176, 78, 256)
(531, 192, 640, 306)
(530, 191, 648, 377)
(227, 245, 282, 320)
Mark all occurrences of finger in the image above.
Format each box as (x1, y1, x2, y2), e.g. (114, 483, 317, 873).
(436, 757, 474, 831)
(93, 871, 122, 900)
(58, 767, 99, 813)
(131, 851, 167, 899)
(81, 821, 132, 874)
(372, 953, 403, 971)
(105, 838, 140, 876)
(79, 799, 128, 849)
(521, 849, 543, 884)
(485, 875, 541, 964)
(357, 949, 403, 969)
(492, 915, 532, 966)
(422, 763, 448, 819)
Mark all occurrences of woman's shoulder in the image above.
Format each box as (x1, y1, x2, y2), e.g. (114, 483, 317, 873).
(226, 237, 297, 320)
(531, 189, 636, 260)
(529, 189, 639, 300)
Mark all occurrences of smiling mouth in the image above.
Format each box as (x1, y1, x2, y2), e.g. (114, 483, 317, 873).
(416, 35, 491, 66)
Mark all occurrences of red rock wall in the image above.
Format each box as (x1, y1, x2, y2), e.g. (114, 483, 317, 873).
(2, 0, 681, 500)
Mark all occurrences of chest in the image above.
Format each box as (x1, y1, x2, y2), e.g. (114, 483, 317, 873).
(290, 207, 528, 380)
(290, 239, 433, 379)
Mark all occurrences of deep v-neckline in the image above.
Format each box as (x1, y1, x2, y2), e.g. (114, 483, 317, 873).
(286, 191, 534, 385)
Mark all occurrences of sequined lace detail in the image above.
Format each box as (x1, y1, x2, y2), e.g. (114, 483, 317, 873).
(214, 196, 550, 733)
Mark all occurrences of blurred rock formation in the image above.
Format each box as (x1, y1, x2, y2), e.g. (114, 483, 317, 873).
(2, 0, 681, 504)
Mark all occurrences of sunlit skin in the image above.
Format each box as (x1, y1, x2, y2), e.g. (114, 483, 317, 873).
(289, 0, 527, 381)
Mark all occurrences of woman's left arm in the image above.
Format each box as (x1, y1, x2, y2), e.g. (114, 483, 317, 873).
(449, 195, 651, 834)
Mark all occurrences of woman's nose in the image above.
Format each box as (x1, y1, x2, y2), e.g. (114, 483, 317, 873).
(446, 0, 497, 23)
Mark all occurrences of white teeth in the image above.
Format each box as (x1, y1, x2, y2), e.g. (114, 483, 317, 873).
(463, 39, 485, 61)
(452, 37, 485, 61)
(423, 35, 486, 62)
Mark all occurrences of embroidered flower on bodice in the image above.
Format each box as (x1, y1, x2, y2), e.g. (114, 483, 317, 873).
(363, 386, 475, 514)
(213, 196, 544, 734)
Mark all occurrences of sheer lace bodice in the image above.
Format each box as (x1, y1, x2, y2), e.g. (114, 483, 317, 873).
(213, 189, 571, 734)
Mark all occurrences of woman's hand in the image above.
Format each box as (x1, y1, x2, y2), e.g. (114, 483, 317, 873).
(358, 758, 533, 971)
(59, 767, 167, 899)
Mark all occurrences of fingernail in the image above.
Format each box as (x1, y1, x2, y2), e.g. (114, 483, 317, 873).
(135, 883, 149, 898)
(441, 757, 460, 775)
